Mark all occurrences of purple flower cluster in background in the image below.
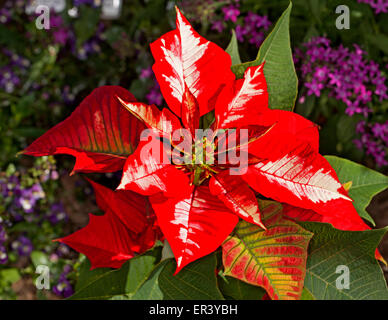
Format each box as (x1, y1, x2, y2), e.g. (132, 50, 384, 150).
(355, 121, 388, 166)
(47, 202, 68, 225)
(0, 0, 24, 24)
(140, 67, 163, 106)
(235, 12, 271, 47)
(0, 49, 30, 93)
(52, 265, 74, 298)
(74, 0, 97, 7)
(0, 158, 69, 265)
(209, 0, 272, 48)
(0, 221, 8, 264)
(295, 37, 388, 166)
(1, 176, 46, 219)
(357, 0, 388, 14)
(50, 12, 104, 60)
(11, 235, 33, 257)
(294, 37, 388, 117)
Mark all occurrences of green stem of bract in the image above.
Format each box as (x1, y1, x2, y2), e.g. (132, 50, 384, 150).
(193, 166, 202, 186)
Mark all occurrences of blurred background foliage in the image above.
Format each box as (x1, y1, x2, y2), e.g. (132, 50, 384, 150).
(0, 0, 387, 299)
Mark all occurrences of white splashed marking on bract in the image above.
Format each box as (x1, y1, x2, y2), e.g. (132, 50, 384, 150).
(159, 9, 209, 106)
(221, 65, 265, 126)
(255, 152, 351, 203)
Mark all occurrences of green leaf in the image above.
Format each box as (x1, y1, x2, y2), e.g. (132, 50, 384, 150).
(231, 2, 298, 111)
(158, 254, 224, 300)
(30, 251, 49, 268)
(131, 260, 169, 300)
(300, 288, 315, 300)
(0, 268, 21, 285)
(302, 222, 388, 300)
(226, 30, 242, 65)
(75, 255, 111, 292)
(69, 247, 161, 300)
(218, 275, 266, 300)
(325, 156, 388, 225)
(369, 34, 388, 55)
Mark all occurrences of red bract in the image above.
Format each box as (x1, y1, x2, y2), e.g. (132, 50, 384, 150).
(56, 179, 162, 269)
(23, 8, 372, 275)
(21, 86, 145, 174)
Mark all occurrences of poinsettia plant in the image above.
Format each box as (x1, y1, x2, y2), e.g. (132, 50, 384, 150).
(21, 3, 388, 300)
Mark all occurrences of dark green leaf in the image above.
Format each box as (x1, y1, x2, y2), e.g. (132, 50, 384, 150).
(75, 255, 111, 292)
(69, 247, 161, 300)
(369, 34, 388, 55)
(231, 2, 298, 111)
(159, 254, 224, 300)
(218, 275, 266, 300)
(131, 260, 169, 300)
(302, 222, 388, 300)
(226, 30, 242, 65)
(325, 156, 388, 224)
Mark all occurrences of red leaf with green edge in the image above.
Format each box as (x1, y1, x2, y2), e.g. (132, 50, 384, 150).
(57, 180, 161, 269)
(282, 204, 386, 264)
(150, 7, 235, 117)
(117, 98, 182, 138)
(117, 135, 191, 197)
(243, 143, 365, 225)
(222, 200, 313, 300)
(21, 86, 145, 174)
(150, 185, 238, 274)
(215, 63, 268, 130)
(209, 171, 265, 229)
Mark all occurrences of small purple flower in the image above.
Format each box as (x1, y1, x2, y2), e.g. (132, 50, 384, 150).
(305, 80, 324, 97)
(53, 277, 74, 298)
(355, 120, 388, 166)
(146, 83, 163, 106)
(139, 67, 153, 80)
(0, 224, 7, 243)
(211, 20, 225, 33)
(357, 0, 388, 14)
(222, 5, 240, 23)
(0, 245, 8, 264)
(51, 170, 59, 180)
(56, 243, 71, 257)
(50, 14, 63, 28)
(12, 235, 33, 257)
(63, 265, 72, 274)
(31, 183, 45, 201)
(47, 202, 67, 225)
(314, 66, 330, 82)
(14, 189, 35, 213)
(53, 29, 69, 46)
(235, 25, 247, 42)
(53, 265, 74, 298)
(0, 8, 11, 24)
(248, 30, 264, 47)
(74, 0, 96, 7)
